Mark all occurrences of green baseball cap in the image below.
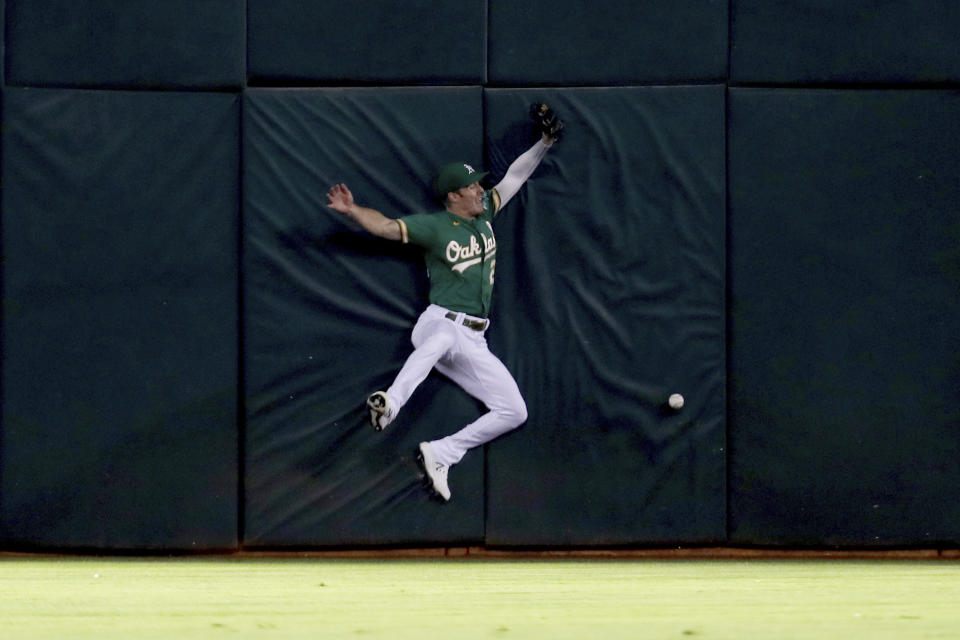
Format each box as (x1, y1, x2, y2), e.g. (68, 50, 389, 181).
(433, 162, 488, 199)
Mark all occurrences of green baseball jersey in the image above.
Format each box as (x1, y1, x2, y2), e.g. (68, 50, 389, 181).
(397, 189, 502, 318)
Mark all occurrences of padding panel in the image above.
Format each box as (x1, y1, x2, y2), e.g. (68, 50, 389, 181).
(242, 88, 486, 546)
(488, 2, 728, 85)
(5, 0, 245, 89)
(0, 89, 240, 549)
(0, 1, 5, 86)
(248, 0, 486, 85)
(483, 87, 727, 546)
(731, 1, 960, 84)
(728, 89, 960, 546)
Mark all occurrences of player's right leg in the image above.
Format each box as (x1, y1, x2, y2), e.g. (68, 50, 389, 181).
(367, 307, 457, 431)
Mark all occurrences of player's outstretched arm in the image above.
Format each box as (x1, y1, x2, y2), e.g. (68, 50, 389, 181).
(326, 183, 402, 241)
(492, 140, 551, 211)
(492, 104, 563, 211)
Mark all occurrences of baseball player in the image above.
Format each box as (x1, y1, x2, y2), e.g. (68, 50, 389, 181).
(325, 105, 563, 501)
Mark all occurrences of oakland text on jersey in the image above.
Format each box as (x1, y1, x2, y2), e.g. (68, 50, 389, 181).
(447, 221, 496, 274)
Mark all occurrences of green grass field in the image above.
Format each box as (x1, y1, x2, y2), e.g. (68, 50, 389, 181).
(1, 557, 958, 639)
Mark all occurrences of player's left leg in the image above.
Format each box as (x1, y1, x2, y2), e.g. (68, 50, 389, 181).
(427, 338, 527, 467)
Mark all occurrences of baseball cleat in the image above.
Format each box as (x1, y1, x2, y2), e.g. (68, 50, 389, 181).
(417, 442, 451, 501)
(366, 391, 395, 431)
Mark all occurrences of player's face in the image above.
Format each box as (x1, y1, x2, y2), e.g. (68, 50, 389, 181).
(451, 182, 484, 217)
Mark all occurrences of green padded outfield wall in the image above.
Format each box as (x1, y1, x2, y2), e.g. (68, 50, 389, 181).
(5, 0, 245, 89)
(247, 0, 486, 85)
(731, 0, 960, 84)
(488, 1, 728, 85)
(728, 89, 960, 547)
(2, 0, 959, 551)
(727, 0, 960, 548)
(0, 89, 240, 550)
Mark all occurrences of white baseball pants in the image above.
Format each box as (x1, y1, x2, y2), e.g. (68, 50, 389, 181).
(385, 304, 528, 467)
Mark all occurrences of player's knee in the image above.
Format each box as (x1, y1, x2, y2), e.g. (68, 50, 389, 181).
(500, 395, 527, 428)
(514, 399, 528, 426)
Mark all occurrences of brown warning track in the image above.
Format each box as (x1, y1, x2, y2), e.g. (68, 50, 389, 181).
(234, 546, 960, 560)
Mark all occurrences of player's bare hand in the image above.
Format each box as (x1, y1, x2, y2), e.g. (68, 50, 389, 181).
(326, 183, 355, 214)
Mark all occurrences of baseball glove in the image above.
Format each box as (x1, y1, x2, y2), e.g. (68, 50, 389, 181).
(530, 103, 564, 142)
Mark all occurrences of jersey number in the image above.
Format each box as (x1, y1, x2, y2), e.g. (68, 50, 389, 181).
(489, 258, 496, 286)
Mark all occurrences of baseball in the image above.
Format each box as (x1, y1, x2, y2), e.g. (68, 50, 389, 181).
(668, 393, 684, 410)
